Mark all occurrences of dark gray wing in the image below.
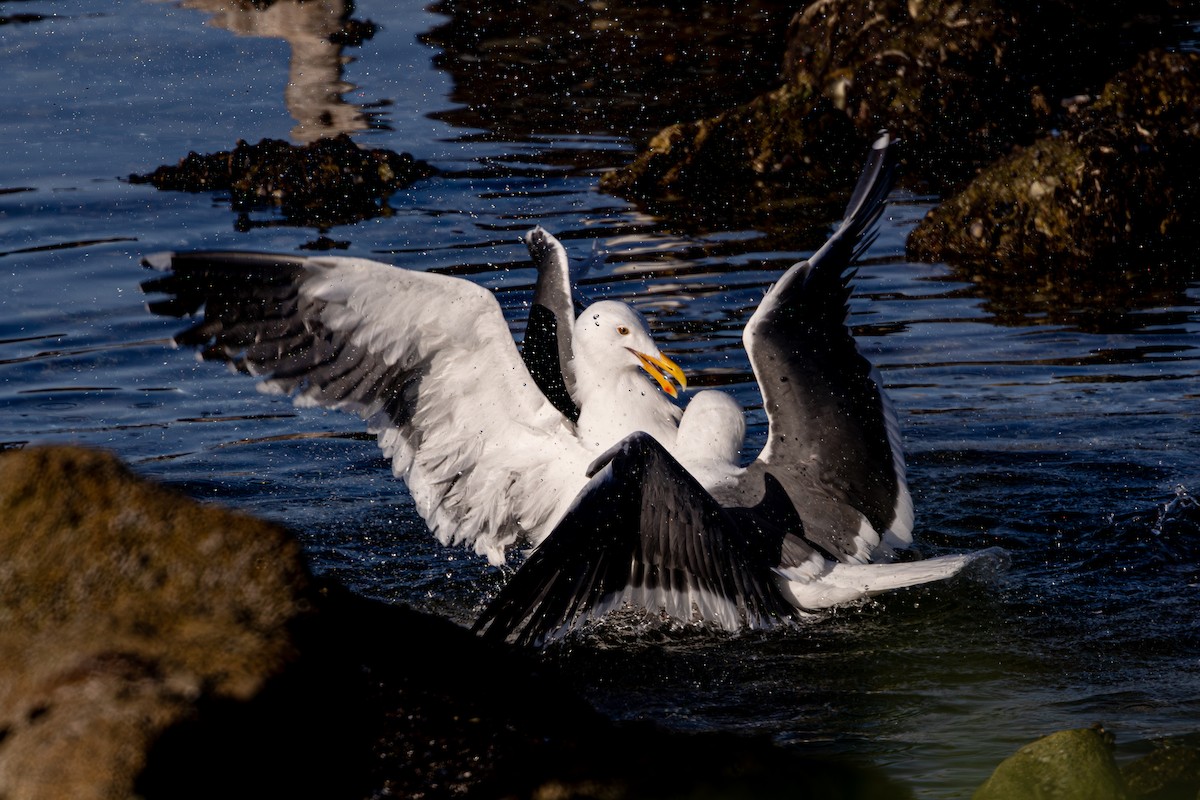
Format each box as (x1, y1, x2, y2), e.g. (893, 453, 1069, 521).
(736, 132, 912, 565)
(520, 226, 579, 422)
(473, 432, 805, 647)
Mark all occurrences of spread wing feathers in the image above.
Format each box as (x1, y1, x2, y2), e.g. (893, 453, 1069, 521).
(473, 432, 803, 647)
(520, 227, 579, 422)
(740, 131, 911, 565)
(142, 251, 592, 565)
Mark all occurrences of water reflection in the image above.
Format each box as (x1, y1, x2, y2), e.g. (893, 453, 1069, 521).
(421, 0, 795, 141)
(953, 258, 1200, 334)
(177, 0, 377, 142)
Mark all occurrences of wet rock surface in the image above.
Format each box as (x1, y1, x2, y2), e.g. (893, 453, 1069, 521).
(0, 445, 911, 800)
(600, 0, 1196, 274)
(129, 134, 436, 229)
(605, 0, 1188, 196)
(908, 50, 1200, 272)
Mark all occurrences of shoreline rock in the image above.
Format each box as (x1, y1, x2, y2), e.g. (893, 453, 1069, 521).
(0, 445, 910, 799)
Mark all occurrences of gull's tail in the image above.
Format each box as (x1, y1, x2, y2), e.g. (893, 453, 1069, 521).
(777, 547, 1009, 610)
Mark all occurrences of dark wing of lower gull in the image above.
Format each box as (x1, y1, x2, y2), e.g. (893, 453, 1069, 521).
(520, 227, 580, 422)
(141, 251, 593, 566)
(473, 432, 805, 647)
(736, 132, 913, 565)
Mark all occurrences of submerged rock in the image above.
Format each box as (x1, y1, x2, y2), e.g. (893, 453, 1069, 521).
(0, 445, 911, 799)
(972, 726, 1126, 800)
(908, 50, 1200, 272)
(129, 134, 436, 228)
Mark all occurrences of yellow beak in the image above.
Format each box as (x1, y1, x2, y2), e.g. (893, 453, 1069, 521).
(630, 349, 687, 398)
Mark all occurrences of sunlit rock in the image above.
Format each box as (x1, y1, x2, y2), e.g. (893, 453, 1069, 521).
(599, 80, 858, 199)
(601, 0, 1188, 202)
(0, 445, 313, 799)
(908, 50, 1200, 271)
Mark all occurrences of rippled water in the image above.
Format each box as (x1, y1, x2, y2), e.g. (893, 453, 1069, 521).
(3, 1, 1199, 796)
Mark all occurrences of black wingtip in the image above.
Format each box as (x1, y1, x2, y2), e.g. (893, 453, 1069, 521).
(841, 131, 900, 233)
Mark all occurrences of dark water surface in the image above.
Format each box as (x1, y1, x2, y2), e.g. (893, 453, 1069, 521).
(3, 1, 1199, 796)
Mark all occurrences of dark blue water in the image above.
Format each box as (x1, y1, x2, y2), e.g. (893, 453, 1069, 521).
(3, 2, 1199, 795)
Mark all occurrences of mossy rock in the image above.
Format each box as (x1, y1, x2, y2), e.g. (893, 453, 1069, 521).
(973, 727, 1126, 800)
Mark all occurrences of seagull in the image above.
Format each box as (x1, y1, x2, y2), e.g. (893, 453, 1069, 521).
(141, 131, 1005, 648)
(472, 132, 1006, 645)
(141, 248, 684, 567)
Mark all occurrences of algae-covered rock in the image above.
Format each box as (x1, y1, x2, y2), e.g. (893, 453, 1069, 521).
(601, 0, 1188, 204)
(600, 80, 859, 199)
(908, 50, 1200, 271)
(973, 727, 1126, 800)
(130, 133, 436, 228)
(600, 0, 1028, 198)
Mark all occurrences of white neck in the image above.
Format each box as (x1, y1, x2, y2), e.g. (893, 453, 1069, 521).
(573, 362, 681, 454)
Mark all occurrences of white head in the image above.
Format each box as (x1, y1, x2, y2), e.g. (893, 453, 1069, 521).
(571, 300, 686, 398)
(676, 389, 745, 467)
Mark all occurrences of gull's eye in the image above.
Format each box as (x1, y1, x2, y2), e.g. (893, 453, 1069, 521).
(617, 325, 630, 336)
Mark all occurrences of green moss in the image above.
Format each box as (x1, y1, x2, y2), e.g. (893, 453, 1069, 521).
(973, 727, 1126, 800)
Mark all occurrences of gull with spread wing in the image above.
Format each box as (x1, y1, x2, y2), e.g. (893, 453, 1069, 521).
(142, 131, 1005, 648)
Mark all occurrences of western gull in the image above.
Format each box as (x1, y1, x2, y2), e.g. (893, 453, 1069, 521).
(471, 133, 1005, 645)
(141, 131, 1005, 648)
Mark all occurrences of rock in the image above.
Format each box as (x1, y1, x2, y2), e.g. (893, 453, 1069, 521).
(129, 134, 436, 228)
(1121, 740, 1200, 800)
(908, 50, 1200, 272)
(600, 0, 1189, 203)
(599, 80, 859, 200)
(0, 445, 315, 799)
(972, 726, 1126, 800)
(0, 445, 914, 799)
